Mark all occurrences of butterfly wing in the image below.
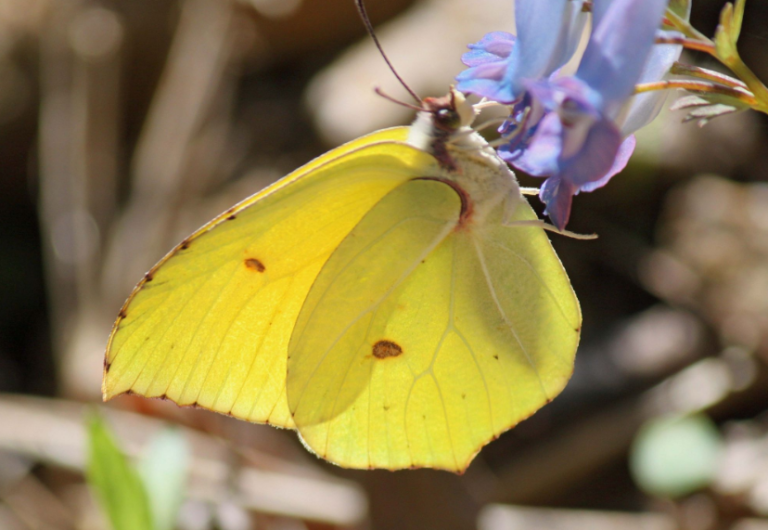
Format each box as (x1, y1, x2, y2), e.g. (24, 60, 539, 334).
(102, 127, 439, 429)
(287, 180, 579, 471)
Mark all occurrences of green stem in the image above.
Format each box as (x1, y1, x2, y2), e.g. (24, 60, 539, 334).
(663, 6, 768, 114)
(722, 59, 768, 112)
(664, 9, 711, 43)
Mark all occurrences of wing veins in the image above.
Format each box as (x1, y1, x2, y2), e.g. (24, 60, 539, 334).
(425, 240, 459, 469)
(429, 372, 459, 470)
(481, 234, 577, 328)
(118, 261, 235, 394)
(295, 214, 447, 347)
(319, 310, 376, 460)
(208, 274, 294, 412)
(291, 217, 455, 412)
(114, 256, 238, 368)
(116, 200, 371, 397)
(194, 278, 269, 409)
(453, 326, 495, 435)
(235, 275, 295, 420)
(170, 138, 418, 251)
(171, 261, 248, 402)
(472, 238, 550, 401)
(130, 200, 369, 315)
(260, 284, 297, 423)
(172, 199, 369, 280)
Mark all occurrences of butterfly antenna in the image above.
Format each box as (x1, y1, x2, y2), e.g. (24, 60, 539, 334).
(374, 87, 425, 112)
(355, 0, 422, 105)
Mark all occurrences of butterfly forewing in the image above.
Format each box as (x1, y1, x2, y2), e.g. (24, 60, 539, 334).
(102, 128, 439, 429)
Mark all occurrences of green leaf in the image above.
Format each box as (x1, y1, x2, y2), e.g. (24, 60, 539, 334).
(731, 0, 745, 43)
(87, 414, 155, 530)
(666, 0, 691, 21)
(138, 429, 189, 530)
(714, 1, 745, 63)
(630, 414, 723, 499)
(715, 4, 735, 61)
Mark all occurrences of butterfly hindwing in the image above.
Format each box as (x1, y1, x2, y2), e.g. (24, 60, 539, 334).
(287, 182, 580, 471)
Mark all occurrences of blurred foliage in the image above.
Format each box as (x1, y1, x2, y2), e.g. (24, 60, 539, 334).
(630, 414, 723, 499)
(87, 414, 154, 530)
(138, 429, 189, 530)
(87, 414, 189, 530)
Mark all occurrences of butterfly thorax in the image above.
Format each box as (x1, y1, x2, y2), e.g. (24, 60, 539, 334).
(407, 88, 522, 229)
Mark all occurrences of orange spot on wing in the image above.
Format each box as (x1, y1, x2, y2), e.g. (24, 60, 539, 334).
(244, 258, 266, 273)
(372, 340, 403, 359)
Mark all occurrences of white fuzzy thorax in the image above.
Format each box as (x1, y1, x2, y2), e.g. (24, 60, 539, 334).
(406, 100, 524, 226)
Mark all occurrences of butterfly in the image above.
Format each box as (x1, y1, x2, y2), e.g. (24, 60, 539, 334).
(102, 87, 581, 473)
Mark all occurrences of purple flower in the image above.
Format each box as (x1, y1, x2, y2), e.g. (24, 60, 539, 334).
(496, 92, 547, 162)
(509, 0, 682, 229)
(456, 0, 588, 105)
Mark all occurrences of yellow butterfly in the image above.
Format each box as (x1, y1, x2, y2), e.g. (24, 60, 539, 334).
(102, 88, 581, 473)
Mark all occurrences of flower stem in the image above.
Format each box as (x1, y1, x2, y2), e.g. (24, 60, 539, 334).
(655, 35, 715, 55)
(634, 79, 756, 106)
(664, 9, 711, 43)
(662, 6, 768, 115)
(720, 59, 768, 113)
(670, 62, 747, 89)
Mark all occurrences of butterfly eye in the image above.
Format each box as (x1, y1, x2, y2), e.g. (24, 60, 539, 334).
(435, 108, 461, 129)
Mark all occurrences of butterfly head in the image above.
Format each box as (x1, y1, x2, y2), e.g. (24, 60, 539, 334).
(421, 87, 476, 133)
(407, 87, 481, 164)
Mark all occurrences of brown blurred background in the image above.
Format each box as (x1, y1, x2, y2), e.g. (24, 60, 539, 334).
(1, 0, 768, 529)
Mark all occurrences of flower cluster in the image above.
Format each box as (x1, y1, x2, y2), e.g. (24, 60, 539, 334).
(457, 0, 684, 229)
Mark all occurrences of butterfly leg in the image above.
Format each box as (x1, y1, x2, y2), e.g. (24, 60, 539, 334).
(503, 218, 598, 240)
